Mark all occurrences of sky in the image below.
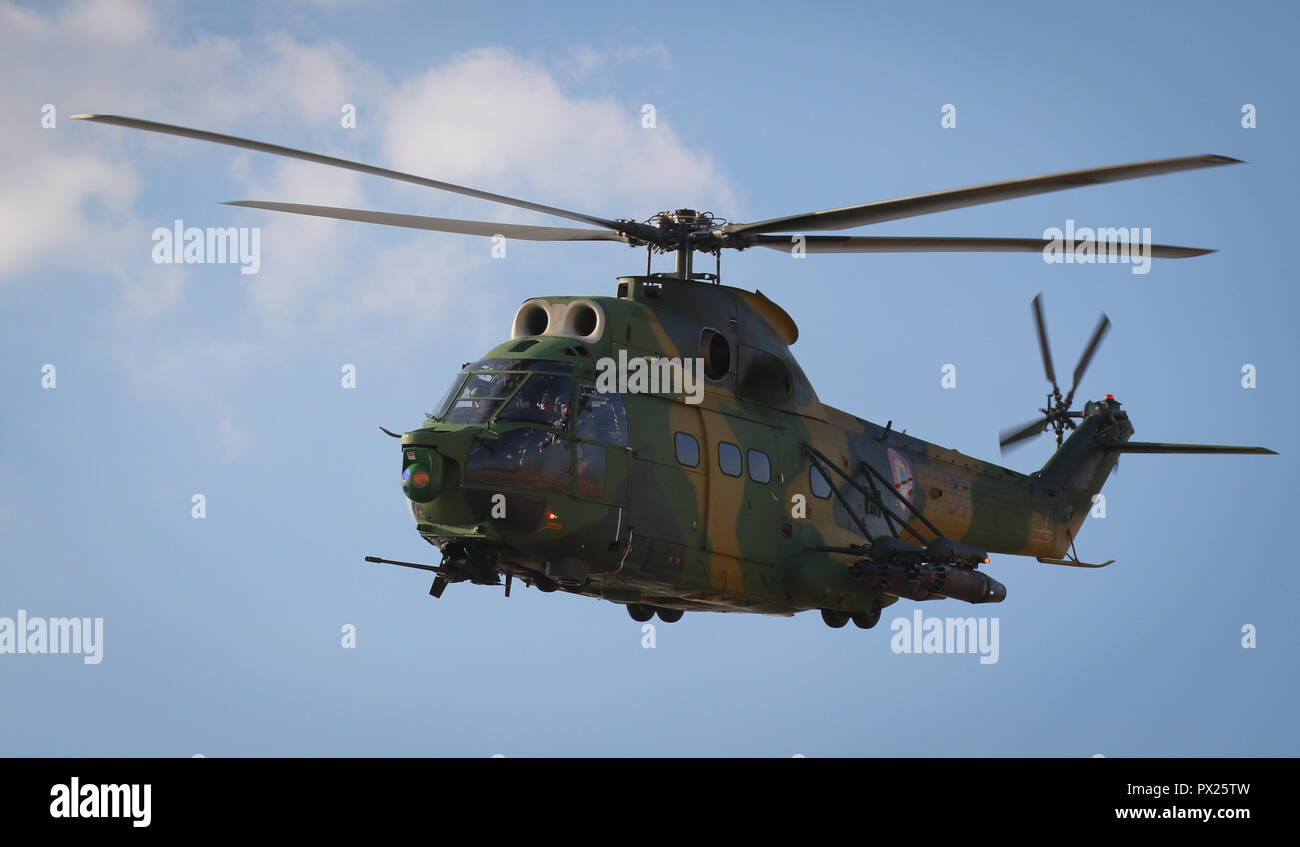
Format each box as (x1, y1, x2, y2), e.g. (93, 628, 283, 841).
(1, 0, 1296, 757)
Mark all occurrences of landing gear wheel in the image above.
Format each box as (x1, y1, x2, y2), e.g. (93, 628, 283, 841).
(656, 608, 683, 623)
(851, 600, 882, 629)
(627, 603, 655, 622)
(821, 609, 850, 628)
(533, 576, 559, 593)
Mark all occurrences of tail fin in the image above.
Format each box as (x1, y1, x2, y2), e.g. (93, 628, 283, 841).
(1038, 397, 1275, 555)
(1038, 399, 1131, 513)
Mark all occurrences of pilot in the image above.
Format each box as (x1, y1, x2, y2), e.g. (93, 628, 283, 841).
(537, 390, 568, 430)
(536, 390, 555, 422)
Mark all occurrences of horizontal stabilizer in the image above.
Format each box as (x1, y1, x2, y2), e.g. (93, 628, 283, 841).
(1098, 441, 1276, 455)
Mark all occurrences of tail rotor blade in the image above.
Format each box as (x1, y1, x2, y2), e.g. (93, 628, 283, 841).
(1031, 294, 1058, 393)
(999, 417, 1049, 452)
(1065, 314, 1111, 407)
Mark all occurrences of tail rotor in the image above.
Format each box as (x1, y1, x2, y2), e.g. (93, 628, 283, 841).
(999, 294, 1109, 453)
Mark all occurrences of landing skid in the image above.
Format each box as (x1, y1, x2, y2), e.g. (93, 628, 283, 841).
(1035, 530, 1114, 568)
(1036, 555, 1114, 568)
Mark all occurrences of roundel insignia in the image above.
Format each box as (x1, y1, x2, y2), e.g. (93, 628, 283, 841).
(886, 448, 914, 511)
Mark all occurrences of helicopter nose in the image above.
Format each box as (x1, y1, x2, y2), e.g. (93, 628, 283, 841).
(401, 446, 445, 502)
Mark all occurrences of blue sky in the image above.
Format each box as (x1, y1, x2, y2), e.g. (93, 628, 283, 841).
(1, 0, 1296, 756)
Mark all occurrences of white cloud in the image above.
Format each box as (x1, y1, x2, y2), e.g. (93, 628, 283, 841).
(3, 7, 736, 308)
(560, 43, 673, 79)
(59, 0, 155, 45)
(225, 157, 369, 323)
(0, 147, 138, 276)
(1, 5, 740, 425)
(381, 47, 735, 216)
(215, 415, 252, 462)
(116, 261, 188, 321)
(257, 35, 390, 128)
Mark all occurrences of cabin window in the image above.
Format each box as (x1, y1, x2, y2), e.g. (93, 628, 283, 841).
(718, 442, 742, 477)
(576, 384, 628, 446)
(675, 432, 700, 468)
(748, 449, 771, 484)
(495, 374, 572, 431)
(810, 464, 832, 499)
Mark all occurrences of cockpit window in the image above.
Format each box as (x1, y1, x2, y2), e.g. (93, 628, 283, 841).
(430, 375, 464, 421)
(443, 372, 526, 424)
(465, 427, 571, 493)
(495, 374, 573, 431)
(430, 361, 580, 424)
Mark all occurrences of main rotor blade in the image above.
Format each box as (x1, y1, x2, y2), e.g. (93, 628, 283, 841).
(72, 114, 623, 232)
(727, 154, 1242, 235)
(1098, 441, 1276, 455)
(746, 235, 1213, 258)
(224, 201, 628, 242)
(1031, 293, 1058, 391)
(999, 417, 1049, 452)
(1064, 314, 1111, 408)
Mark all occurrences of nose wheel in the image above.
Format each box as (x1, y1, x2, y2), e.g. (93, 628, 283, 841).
(627, 604, 683, 623)
(821, 600, 881, 629)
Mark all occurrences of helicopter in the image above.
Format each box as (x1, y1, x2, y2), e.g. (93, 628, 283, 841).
(74, 114, 1275, 629)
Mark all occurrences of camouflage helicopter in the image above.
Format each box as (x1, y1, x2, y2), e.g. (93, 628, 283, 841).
(76, 114, 1275, 629)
